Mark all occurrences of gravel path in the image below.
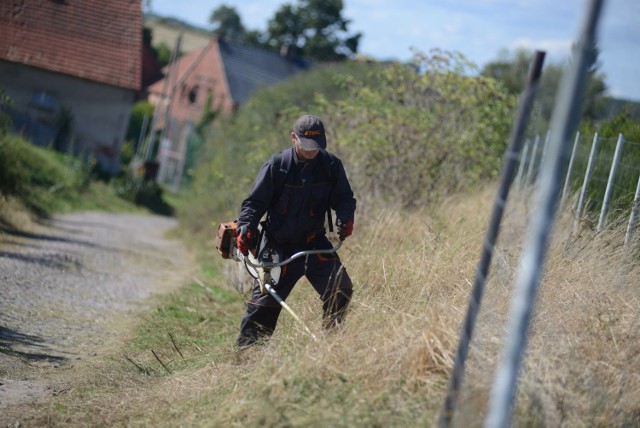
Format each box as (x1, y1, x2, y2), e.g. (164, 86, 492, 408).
(0, 212, 195, 419)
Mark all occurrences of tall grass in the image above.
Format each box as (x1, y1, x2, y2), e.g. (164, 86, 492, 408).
(30, 185, 640, 426)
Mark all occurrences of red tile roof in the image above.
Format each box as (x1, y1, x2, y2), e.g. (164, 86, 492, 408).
(0, 0, 141, 90)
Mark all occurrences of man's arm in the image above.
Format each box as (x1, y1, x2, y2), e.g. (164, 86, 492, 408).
(330, 158, 356, 226)
(238, 160, 275, 231)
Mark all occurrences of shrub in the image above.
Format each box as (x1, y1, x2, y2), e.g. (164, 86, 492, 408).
(111, 173, 174, 216)
(321, 49, 515, 208)
(0, 135, 89, 215)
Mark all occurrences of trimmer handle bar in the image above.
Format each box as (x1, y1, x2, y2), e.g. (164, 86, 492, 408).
(240, 240, 343, 269)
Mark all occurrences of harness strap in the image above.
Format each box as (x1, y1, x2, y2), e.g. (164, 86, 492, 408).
(271, 149, 336, 233)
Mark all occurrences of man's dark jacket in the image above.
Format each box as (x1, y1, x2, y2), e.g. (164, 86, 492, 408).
(238, 147, 356, 248)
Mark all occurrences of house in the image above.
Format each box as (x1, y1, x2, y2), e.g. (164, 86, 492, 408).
(0, 0, 142, 175)
(145, 36, 310, 188)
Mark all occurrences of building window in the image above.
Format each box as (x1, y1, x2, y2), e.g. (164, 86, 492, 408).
(29, 90, 58, 111)
(188, 85, 199, 104)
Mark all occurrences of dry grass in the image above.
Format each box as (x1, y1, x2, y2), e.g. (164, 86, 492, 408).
(23, 185, 640, 427)
(0, 195, 39, 232)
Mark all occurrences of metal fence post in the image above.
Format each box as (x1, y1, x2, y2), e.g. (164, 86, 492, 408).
(574, 132, 600, 233)
(597, 133, 625, 232)
(540, 129, 551, 169)
(516, 138, 531, 190)
(525, 134, 540, 187)
(485, 0, 605, 426)
(437, 51, 546, 428)
(624, 174, 640, 247)
(135, 114, 150, 159)
(561, 131, 581, 204)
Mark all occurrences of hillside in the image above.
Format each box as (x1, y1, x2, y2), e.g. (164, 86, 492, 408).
(144, 13, 212, 53)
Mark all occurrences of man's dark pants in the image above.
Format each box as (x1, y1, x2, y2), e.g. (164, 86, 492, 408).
(237, 239, 352, 347)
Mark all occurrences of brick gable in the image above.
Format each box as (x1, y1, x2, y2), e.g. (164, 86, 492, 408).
(0, 0, 141, 90)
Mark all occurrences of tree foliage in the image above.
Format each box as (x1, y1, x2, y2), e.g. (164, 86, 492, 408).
(126, 101, 155, 145)
(207, 1, 360, 62)
(266, 0, 361, 61)
(143, 27, 175, 68)
(209, 4, 245, 42)
(573, 108, 640, 212)
(481, 47, 608, 129)
(321, 50, 515, 208)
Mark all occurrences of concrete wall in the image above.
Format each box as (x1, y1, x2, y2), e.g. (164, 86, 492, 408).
(0, 60, 135, 175)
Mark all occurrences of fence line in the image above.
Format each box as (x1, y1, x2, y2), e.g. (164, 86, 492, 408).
(438, 50, 546, 428)
(573, 132, 600, 233)
(598, 134, 625, 231)
(519, 128, 640, 245)
(561, 131, 581, 203)
(485, 1, 606, 426)
(625, 175, 640, 246)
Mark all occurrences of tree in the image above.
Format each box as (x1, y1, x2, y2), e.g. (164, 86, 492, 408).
(266, 0, 361, 61)
(142, 27, 174, 69)
(154, 42, 174, 68)
(581, 45, 608, 120)
(209, 5, 245, 42)
(481, 47, 608, 124)
(481, 48, 531, 94)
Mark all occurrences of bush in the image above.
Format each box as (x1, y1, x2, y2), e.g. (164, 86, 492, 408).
(0, 135, 91, 216)
(322, 49, 515, 208)
(111, 173, 174, 216)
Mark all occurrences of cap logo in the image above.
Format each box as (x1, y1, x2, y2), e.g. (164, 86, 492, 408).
(304, 130, 322, 137)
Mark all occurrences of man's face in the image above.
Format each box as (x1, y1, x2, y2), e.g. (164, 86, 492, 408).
(292, 133, 320, 160)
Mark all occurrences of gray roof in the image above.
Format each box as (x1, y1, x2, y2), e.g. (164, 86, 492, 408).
(218, 40, 310, 105)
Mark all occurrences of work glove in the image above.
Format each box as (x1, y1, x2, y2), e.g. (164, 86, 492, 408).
(236, 225, 256, 255)
(336, 219, 353, 240)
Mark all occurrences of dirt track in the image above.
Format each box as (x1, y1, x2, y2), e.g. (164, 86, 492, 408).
(0, 212, 195, 422)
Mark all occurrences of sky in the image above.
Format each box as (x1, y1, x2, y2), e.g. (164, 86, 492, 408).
(148, 0, 640, 101)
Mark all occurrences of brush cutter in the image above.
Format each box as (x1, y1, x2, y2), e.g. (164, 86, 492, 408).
(233, 238, 343, 341)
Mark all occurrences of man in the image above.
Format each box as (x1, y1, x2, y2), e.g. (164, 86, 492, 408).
(235, 114, 356, 347)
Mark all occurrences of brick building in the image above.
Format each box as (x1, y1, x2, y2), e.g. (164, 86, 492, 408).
(146, 37, 310, 188)
(0, 0, 142, 175)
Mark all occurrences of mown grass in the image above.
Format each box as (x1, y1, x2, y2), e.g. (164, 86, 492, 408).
(20, 184, 640, 427)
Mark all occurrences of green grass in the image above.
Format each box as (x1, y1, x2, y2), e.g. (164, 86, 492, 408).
(0, 135, 135, 215)
(125, 280, 242, 370)
(0, 134, 175, 233)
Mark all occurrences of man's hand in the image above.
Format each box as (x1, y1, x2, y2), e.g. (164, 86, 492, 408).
(336, 219, 353, 240)
(236, 225, 256, 255)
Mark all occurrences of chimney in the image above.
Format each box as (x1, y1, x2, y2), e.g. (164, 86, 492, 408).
(280, 44, 295, 60)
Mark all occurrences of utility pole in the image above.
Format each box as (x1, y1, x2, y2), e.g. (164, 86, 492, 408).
(141, 32, 183, 180)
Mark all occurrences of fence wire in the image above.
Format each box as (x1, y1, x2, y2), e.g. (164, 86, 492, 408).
(519, 131, 640, 232)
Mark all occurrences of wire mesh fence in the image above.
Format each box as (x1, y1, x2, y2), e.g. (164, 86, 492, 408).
(517, 130, 640, 244)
